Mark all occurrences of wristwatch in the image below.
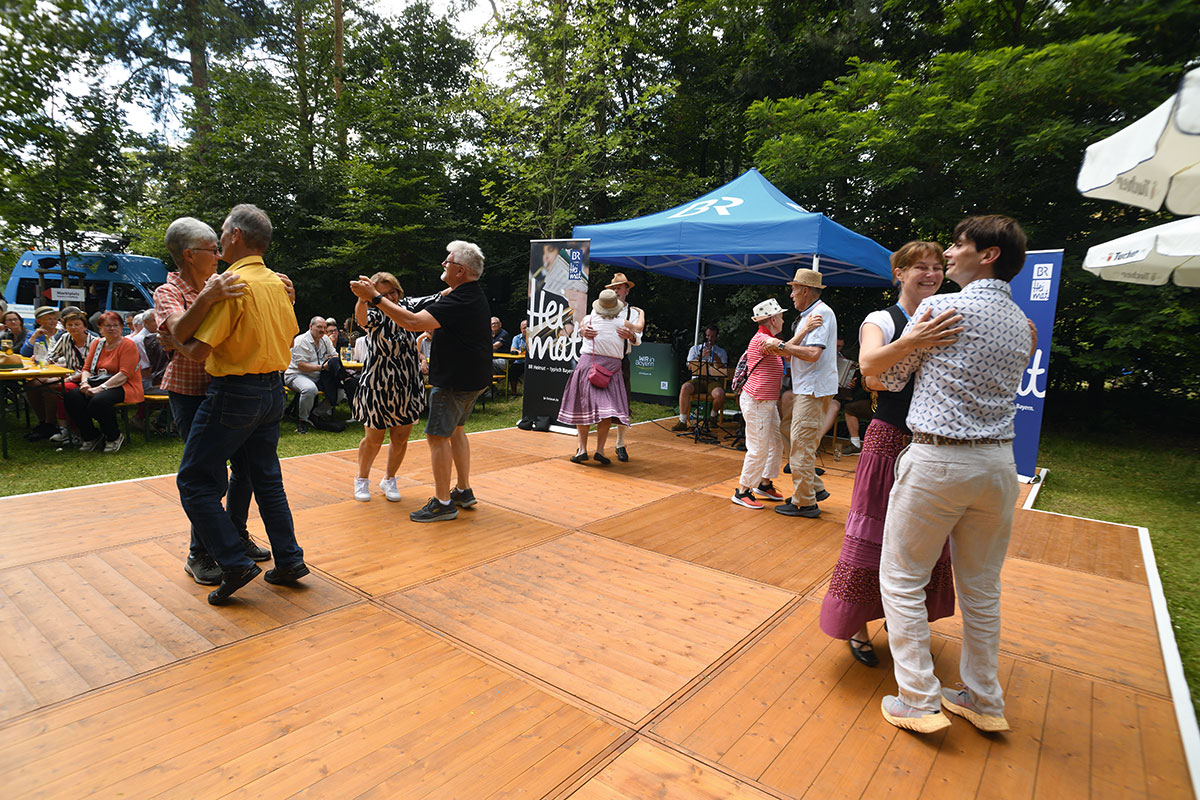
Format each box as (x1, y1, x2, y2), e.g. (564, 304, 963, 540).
(368, 293, 384, 307)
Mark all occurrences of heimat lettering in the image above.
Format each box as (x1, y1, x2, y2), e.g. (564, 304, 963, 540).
(1115, 175, 1156, 199)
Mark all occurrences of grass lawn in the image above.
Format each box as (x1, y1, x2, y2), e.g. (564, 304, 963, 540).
(2, 395, 1196, 711)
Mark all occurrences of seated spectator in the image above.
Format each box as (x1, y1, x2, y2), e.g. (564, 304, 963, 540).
(672, 323, 728, 430)
(490, 316, 510, 373)
(64, 310, 143, 453)
(20, 307, 65, 440)
(41, 306, 99, 443)
(284, 316, 353, 432)
(21, 306, 61, 357)
(508, 319, 527, 389)
(326, 316, 348, 352)
(127, 311, 154, 390)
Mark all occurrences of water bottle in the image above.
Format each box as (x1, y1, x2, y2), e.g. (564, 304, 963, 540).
(32, 339, 48, 366)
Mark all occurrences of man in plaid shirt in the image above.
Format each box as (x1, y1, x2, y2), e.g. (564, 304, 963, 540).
(155, 217, 274, 586)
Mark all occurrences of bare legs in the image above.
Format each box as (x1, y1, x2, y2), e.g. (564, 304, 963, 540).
(575, 420, 614, 456)
(356, 424, 413, 479)
(429, 425, 471, 501)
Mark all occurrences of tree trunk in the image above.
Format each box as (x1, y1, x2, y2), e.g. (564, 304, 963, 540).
(334, 0, 345, 155)
(183, 0, 212, 150)
(295, 0, 314, 170)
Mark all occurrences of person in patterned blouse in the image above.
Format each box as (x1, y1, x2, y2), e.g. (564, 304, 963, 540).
(876, 215, 1033, 736)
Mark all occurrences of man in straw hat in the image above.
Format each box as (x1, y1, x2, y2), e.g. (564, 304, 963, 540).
(762, 267, 838, 518)
(584, 272, 644, 462)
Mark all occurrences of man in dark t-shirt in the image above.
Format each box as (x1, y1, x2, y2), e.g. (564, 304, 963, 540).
(350, 240, 491, 522)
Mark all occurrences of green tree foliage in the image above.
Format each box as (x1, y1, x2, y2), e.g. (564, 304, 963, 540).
(747, 33, 1197, 397)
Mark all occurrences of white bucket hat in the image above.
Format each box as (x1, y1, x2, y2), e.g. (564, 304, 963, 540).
(751, 298, 785, 321)
(592, 288, 625, 318)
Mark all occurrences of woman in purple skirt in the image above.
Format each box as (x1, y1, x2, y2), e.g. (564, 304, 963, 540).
(819, 241, 965, 667)
(558, 289, 631, 464)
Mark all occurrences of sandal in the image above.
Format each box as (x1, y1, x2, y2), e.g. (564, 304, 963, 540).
(849, 637, 879, 668)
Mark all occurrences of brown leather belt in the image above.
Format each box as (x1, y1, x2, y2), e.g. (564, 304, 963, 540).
(911, 431, 1012, 446)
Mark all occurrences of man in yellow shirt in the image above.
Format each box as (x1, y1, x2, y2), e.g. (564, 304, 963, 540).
(172, 204, 309, 605)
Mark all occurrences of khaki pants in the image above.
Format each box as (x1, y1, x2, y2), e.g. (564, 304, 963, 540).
(787, 393, 829, 505)
(880, 441, 1018, 714)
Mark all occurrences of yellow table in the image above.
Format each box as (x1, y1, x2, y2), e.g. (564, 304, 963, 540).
(0, 359, 74, 458)
(493, 352, 524, 399)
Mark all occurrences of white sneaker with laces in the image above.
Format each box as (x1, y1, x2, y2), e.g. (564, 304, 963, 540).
(379, 477, 402, 502)
(102, 434, 124, 453)
(49, 427, 71, 443)
(353, 477, 371, 502)
(79, 437, 103, 452)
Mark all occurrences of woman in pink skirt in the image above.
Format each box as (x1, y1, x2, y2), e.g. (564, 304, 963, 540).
(557, 289, 631, 464)
(819, 241, 964, 667)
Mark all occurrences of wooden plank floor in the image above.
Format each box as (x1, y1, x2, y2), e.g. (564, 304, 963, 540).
(0, 421, 1193, 798)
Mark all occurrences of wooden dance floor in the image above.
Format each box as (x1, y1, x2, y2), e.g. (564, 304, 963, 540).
(2, 422, 1194, 798)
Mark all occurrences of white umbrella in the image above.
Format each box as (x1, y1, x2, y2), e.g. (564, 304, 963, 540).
(1077, 67, 1200, 215)
(1083, 215, 1200, 287)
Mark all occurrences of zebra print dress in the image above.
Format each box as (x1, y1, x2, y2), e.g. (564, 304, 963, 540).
(352, 302, 428, 429)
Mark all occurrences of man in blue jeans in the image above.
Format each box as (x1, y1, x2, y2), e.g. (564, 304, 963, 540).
(169, 204, 308, 605)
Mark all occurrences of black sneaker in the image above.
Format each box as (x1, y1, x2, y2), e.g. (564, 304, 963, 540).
(264, 561, 310, 585)
(815, 489, 831, 502)
(207, 564, 262, 605)
(782, 464, 791, 474)
(774, 502, 821, 518)
(242, 534, 272, 562)
(450, 487, 477, 508)
(184, 552, 222, 586)
(297, 419, 310, 434)
(410, 496, 459, 522)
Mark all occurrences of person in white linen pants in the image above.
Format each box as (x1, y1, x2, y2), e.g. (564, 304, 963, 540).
(876, 214, 1034, 735)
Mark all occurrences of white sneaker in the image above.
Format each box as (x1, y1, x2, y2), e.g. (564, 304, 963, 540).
(102, 433, 125, 453)
(79, 437, 103, 452)
(353, 477, 371, 501)
(49, 427, 71, 443)
(379, 477, 402, 502)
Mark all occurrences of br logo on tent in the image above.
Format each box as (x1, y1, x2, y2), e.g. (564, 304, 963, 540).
(669, 196, 744, 218)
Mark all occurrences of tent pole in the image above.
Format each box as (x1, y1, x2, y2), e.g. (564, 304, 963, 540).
(813, 254, 821, 273)
(693, 270, 704, 347)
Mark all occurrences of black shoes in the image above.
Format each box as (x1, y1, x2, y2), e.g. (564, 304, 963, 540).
(410, 496, 459, 522)
(450, 487, 477, 508)
(774, 502, 821, 518)
(593, 452, 611, 465)
(207, 564, 262, 605)
(242, 535, 271, 562)
(297, 419, 310, 434)
(782, 464, 791, 474)
(849, 637, 880, 667)
(264, 561, 310, 585)
(615, 446, 629, 462)
(815, 489, 831, 502)
(24, 422, 58, 441)
(184, 552, 222, 586)
(570, 451, 589, 463)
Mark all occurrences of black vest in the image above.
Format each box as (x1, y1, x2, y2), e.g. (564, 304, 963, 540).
(871, 305, 915, 433)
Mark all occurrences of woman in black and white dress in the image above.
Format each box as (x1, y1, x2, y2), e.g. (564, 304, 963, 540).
(350, 271, 439, 502)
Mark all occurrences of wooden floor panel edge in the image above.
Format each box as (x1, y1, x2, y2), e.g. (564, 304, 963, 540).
(545, 731, 641, 800)
(623, 732, 794, 800)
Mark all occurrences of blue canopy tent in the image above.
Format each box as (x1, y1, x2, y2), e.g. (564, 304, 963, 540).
(572, 168, 894, 342)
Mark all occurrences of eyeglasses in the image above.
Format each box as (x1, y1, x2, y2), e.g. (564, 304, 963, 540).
(189, 246, 220, 255)
(442, 259, 463, 268)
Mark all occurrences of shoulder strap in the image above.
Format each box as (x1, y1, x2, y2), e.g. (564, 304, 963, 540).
(885, 304, 908, 344)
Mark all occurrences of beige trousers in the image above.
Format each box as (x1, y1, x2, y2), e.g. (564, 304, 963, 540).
(786, 393, 828, 505)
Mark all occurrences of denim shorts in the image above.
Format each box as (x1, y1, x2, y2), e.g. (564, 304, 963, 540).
(426, 386, 484, 437)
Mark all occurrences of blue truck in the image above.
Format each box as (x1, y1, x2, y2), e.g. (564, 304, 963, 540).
(3, 250, 168, 328)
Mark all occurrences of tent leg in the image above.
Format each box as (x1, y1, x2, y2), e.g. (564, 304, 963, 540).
(693, 281, 704, 347)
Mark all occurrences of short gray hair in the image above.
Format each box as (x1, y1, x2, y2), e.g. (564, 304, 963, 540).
(226, 203, 272, 251)
(164, 217, 218, 266)
(447, 240, 484, 277)
(309, 315, 325, 327)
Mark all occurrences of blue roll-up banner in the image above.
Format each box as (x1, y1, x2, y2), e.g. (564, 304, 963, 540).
(1009, 249, 1064, 481)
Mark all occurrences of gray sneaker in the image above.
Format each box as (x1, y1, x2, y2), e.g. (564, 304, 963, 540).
(78, 437, 104, 452)
(410, 496, 459, 522)
(184, 552, 222, 586)
(941, 686, 1010, 732)
(450, 487, 477, 508)
(103, 433, 125, 453)
(774, 502, 821, 518)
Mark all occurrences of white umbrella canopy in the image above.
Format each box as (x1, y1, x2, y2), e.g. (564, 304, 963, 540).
(1083, 215, 1200, 287)
(1077, 67, 1200, 215)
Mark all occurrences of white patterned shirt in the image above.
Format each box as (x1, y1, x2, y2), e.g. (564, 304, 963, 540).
(881, 278, 1032, 440)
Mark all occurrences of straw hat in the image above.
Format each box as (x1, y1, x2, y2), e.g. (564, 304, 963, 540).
(591, 289, 625, 318)
(787, 268, 825, 289)
(34, 306, 58, 321)
(605, 272, 635, 289)
(751, 298, 785, 321)
(60, 306, 85, 322)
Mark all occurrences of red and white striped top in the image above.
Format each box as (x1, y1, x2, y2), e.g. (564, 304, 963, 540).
(741, 329, 785, 401)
